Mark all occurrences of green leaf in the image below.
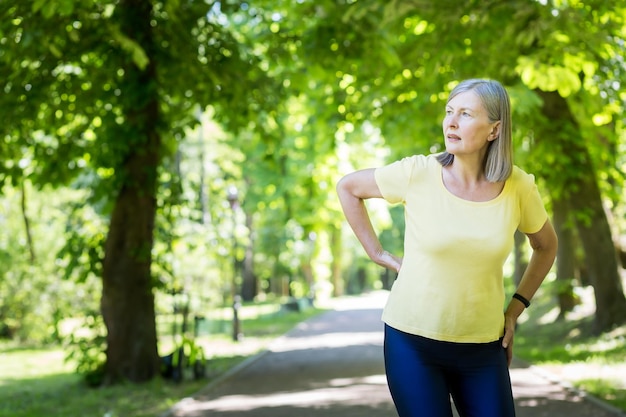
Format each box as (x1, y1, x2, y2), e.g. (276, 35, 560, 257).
(109, 24, 150, 70)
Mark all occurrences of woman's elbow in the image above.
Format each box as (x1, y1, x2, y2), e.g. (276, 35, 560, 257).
(336, 169, 379, 199)
(531, 220, 558, 258)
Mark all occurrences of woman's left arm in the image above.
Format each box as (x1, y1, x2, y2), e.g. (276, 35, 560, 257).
(502, 219, 558, 364)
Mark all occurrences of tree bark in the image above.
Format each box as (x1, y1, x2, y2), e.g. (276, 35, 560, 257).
(551, 196, 579, 317)
(571, 174, 626, 332)
(536, 90, 626, 332)
(100, 0, 161, 384)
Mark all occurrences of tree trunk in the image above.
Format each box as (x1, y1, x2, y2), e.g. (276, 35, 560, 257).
(551, 196, 579, 317)
(536, 90, 626, 332)
(100, 0, 161, 384)
(571, 174, 626, 332)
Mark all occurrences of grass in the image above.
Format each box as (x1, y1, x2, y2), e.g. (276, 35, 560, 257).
(577, 378, 626, 411)
(514, 284, 626, 412)
(0, 301, 325, 417)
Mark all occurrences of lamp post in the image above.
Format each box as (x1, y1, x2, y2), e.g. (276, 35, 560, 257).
(227, 186, 242, 342)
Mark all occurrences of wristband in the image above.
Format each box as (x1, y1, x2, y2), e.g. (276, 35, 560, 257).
(512, 293, 531, 308)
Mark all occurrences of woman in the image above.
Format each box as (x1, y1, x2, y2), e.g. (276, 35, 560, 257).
(336, 79, 557, 417)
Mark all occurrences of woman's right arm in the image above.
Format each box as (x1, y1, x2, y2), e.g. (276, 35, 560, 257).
(336, 169, 402, 272)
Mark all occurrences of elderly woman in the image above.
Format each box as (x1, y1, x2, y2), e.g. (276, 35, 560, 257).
(336, 79, 557, 417)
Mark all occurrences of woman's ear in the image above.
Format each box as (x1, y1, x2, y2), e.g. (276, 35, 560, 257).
(489, 121, 501, 141)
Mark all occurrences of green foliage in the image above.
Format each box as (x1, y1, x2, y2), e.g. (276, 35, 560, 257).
(162, 334, 207, 383)
(65, 312, 107, 387)
(0, 184, 100, 343)
(56, 200, 106, 284)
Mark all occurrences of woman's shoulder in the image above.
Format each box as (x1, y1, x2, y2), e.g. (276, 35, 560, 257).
(511, 165, 536, 180)
(509, 165, 539, 192)
(393, 153, 439, 169)
(376, 154, 437, 185)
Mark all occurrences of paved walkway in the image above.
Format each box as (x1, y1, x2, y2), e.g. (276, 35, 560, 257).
(166, 292, 626, 417)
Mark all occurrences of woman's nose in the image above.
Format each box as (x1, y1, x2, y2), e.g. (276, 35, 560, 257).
(446, 114, 458, 128)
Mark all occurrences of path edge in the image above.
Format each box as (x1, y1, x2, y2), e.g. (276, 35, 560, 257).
(516, 358, 626, 417)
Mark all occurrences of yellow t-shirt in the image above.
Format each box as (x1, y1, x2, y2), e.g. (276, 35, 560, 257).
(375, 154, 548, 343)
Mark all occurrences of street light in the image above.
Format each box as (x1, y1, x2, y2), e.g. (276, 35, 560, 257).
(227, 186, 242, 342)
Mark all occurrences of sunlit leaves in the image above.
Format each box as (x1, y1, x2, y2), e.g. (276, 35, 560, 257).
(32, 0, 76, 18)
(517, 58, 581, 97)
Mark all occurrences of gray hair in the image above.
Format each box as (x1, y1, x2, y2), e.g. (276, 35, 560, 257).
(436, 79, 513, 182)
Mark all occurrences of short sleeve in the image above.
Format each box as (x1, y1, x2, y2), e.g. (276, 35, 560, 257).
(518, 173, 548, 234)
(374, 155, 427, 204)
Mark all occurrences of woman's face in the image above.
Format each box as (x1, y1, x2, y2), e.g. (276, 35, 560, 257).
(442, 90, 500, 157)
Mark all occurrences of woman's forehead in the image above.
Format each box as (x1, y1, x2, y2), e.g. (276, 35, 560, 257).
(447, 90, 484, 110)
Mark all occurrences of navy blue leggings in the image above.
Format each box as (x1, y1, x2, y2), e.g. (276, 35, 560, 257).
(384, 324, 516, 417)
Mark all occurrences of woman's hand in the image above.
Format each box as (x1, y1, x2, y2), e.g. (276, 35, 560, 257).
(502, 312, 517, 367)
(373, 250, 403, 273)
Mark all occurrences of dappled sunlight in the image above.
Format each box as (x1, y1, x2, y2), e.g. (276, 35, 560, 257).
(563, 286, 598, 322)
(318, 290, 389, 312)
(509, 364, 626, 416)
(172, 374, 390, 414)
(541, 362, 626, 389)
(511, 364, 559, 396)
(269, 331, 382, 353)
(327, 374, 387, 387)
(537, 305, 560, 324)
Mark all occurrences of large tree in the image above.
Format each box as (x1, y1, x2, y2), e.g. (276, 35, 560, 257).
(534, 90, 626, 332)
(0, 0, 281, 383)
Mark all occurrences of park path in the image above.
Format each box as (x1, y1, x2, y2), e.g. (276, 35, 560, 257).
(165, 291, 625, 417)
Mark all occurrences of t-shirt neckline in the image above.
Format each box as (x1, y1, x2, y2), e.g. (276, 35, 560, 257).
(437, 163, 509, 205)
